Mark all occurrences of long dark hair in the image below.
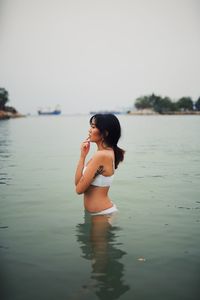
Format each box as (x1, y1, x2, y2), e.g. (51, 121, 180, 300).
(90, 113, 125, 169)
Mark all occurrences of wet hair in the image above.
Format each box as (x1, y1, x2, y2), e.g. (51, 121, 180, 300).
(90, 113, 125, 169)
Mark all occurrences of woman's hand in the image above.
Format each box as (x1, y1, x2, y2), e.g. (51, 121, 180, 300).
(80, 138, 90, 158)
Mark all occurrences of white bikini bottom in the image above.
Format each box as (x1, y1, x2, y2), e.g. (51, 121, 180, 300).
(90, 204, 118, 216)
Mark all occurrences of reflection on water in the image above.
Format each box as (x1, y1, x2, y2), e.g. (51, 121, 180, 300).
(0, 121, 11, 185)
(76, 212, 130, 299)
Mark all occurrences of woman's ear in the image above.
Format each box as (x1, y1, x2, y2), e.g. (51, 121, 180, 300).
(105, 130, 109, 137)
(101, 131, 108, 140)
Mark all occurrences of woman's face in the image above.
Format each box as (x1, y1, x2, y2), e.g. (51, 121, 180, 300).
(88, 119, 102, 143)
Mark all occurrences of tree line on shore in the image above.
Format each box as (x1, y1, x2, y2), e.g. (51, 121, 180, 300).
(134, 93, 200, 114)
(0, 87, 17, 113)
(1, 87, 200, 118)
(0, 87, 23, 119)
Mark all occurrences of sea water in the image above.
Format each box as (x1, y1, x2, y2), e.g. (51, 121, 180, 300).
(0, 115, 200, 300)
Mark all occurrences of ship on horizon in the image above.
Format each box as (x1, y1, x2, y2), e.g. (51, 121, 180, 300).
(38, 105, 61, 115)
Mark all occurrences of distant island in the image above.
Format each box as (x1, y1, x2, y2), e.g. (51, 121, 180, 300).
(90, 94, 200, 116)
(0, 88, 24, 120)
(128, 93, 200, 115)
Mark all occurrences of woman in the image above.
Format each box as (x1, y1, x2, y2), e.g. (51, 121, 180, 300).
(75, 113, 125, 215)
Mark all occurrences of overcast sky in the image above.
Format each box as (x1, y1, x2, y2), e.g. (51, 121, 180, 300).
(0, 0, 199, 114)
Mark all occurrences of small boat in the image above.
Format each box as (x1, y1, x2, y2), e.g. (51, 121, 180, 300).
(90, 110, 122, 115)
(38, 106, 61, 115)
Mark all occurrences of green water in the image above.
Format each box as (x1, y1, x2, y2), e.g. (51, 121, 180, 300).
(0, 115, 200, 300)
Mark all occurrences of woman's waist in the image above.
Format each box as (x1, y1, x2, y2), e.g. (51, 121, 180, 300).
(84, 196, 113, 212)
(84, 185, 109, 197)
(85, 203, 118, 216)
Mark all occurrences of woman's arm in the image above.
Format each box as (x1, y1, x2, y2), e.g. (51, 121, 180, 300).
(75, 156, 85, 186)
(75, 152, 104, 194)
(75, 138, 90, 186)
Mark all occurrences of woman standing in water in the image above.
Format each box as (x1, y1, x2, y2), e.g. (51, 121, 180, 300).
(74, 114, 128, 298)
(75, 113, 125, 215)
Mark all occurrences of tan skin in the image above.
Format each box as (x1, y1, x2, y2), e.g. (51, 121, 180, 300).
(75, 120, 115, 213)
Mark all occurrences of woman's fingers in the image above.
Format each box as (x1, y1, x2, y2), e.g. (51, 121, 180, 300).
(81, 138, 90, 155)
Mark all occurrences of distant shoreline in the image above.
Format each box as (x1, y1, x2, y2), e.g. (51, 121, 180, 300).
(1, 110, 200, 119)
(0, 110, 25, 120)
(127, 110, 200, 116)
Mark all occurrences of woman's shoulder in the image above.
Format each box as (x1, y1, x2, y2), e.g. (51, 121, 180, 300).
(92, 150, 106, 160)
(93, 149, 113, 161)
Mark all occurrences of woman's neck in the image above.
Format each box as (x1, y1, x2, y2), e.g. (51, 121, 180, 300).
(96, 141, 112, 151)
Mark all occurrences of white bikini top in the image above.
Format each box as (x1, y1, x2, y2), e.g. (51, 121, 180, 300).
(82, 163, 114, 187)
